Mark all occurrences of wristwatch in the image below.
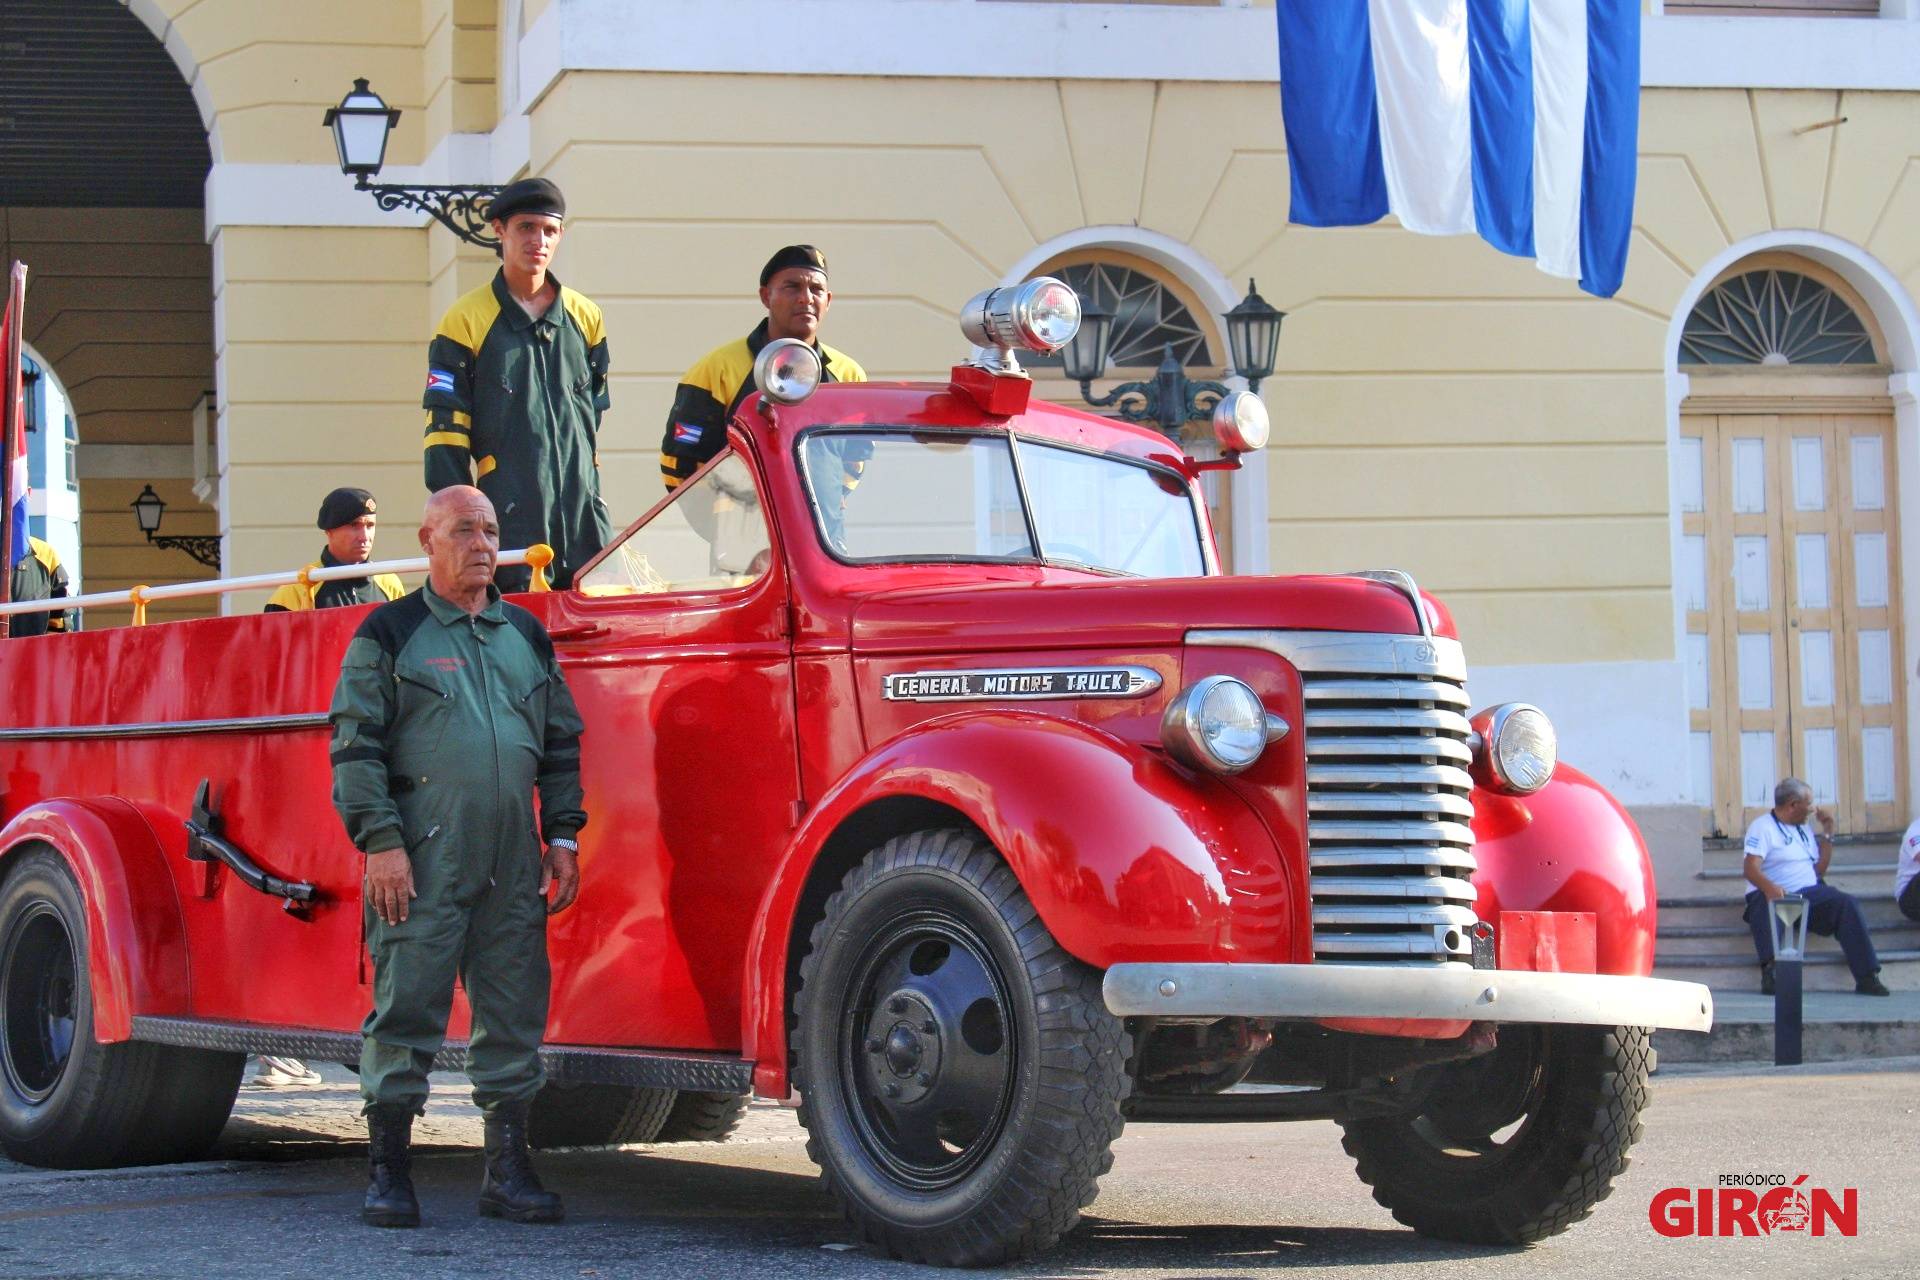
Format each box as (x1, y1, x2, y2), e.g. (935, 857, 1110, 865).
(547, 837, 579, 853)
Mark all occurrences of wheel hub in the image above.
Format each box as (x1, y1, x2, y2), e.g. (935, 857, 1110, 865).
(864, 991, 944, 1104)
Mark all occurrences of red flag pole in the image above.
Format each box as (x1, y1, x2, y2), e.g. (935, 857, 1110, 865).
(1, 260, 28, 637)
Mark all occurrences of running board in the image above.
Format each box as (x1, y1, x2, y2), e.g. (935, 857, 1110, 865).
(129, 1016, 754, 1094)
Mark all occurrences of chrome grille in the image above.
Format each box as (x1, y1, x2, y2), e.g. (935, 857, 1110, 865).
(1190, 626, 1478, 966)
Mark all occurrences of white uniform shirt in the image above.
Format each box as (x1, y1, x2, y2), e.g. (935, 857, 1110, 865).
(1743, 813, 1821, 894)
(1897, 819, 1920, 898)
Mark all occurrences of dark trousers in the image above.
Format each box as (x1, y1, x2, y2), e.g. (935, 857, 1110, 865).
(1899, 875, 1920, 923)
(1744, 883, 1880, 982)
(360, 839, 549, 1115)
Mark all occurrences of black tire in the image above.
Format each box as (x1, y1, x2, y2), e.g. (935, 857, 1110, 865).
(793, 828, 1130, 1267)
(527, 1082, 676, 1149)
(652, 1090, 748, 1144)
(1339, 1024, 1652, 1244)
(0, 847, 243, 1168)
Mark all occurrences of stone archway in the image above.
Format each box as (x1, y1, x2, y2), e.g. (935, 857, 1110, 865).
(0, 0, 218, 622)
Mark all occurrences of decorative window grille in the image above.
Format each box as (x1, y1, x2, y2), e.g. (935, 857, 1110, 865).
(1680, 270, 1877, 367)
(1026, 261, 1215, 370)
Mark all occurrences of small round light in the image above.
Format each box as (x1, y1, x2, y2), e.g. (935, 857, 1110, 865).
(753, 338, 822, 406)
(960, 276, 1083, 355)
(1212, 390, 1269, 454)
(1162, 675, 1269, 775)
(1483, 703, 1557, 794)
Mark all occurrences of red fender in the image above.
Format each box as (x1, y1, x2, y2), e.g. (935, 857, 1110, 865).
(0, 798, 191, 1042)
(1469, 762, 1659, 979)
(741, 712, 1297, 1095)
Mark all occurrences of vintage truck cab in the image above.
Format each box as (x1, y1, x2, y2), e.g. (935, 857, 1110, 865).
(0, 280, 1710, 1265)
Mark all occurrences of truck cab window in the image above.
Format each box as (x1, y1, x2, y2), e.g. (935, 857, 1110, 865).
(576, 452, 772, 596)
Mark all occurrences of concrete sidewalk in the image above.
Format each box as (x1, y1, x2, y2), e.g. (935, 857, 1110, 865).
(1654, 986, 1920, 1066)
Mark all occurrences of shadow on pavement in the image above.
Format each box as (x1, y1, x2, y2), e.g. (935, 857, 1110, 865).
(1015, 1219, 1514, 1273)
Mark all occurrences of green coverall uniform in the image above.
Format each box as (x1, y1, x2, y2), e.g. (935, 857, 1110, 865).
(423, 269, 612, 591)
(328, 582, 587, 1114)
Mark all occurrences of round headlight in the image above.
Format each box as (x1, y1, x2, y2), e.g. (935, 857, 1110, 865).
(1211, 390, 1269, 454)
(753, 337, 822, 406)
(1481, 702, 1557, 794)
(1161, 675, 1274, 775)
(960, 276, 1082, 354)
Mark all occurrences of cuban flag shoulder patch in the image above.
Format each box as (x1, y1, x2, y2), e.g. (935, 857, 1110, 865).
(673, 422, 704, 446)
(425, 368, 457, 395)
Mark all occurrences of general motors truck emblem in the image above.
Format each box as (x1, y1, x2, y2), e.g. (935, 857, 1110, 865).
(883, 666, 1163, 702)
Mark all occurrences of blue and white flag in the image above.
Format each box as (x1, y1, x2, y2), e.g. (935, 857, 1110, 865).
(1275, 1, 1640, 298)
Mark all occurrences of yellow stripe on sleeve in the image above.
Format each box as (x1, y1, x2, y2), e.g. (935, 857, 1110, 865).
(476, 455, 498, 477)
(424, 431, 470, 450)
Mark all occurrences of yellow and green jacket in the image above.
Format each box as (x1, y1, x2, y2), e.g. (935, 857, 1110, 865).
(8, 537, 71, 638)
(423, 269, 611, 588)
(264, 549, 406, 613)
(660, 319, 865, 491)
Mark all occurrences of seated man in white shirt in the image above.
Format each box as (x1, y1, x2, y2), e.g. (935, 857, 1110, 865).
(1743, 777, 1889, 997)
(1897, 818, 1920, 923)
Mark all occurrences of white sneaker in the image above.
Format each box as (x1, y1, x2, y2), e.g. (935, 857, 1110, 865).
(250, 1056, 323, 1087)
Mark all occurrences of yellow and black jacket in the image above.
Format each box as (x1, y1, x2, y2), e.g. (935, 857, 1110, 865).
(264, 549, 406, 613)
(423, 269, 611, 588)
(660, 319, 865, 491)
(7, 537, 71, 638)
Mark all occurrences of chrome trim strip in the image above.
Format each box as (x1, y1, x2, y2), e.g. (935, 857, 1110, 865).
(1306, 792, 1477, 819)
(1303, 679, 1471, 707)
(1308, 819, 1476, 847)
(1103, 963, 1716, 1033)
(1305, 762, 1474, 790)
(1305, 736, 1474, 763)
(882, 665, 1162, 703)
(1305, 707, 1474, 734)
(1309, 848, 1479, 873)
(0, 712, 330, 742)
(1189, 629, 1462, 679)
(1309, 874, 1477, 901)
(1312, 903, 1480, 928)
(1345, 570, 1433, 639)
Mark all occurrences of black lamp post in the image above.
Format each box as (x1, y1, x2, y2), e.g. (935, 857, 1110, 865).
(324, 79, 502, 249)
(1061, 279, 1284, 437)
(131, 484, 221, 570)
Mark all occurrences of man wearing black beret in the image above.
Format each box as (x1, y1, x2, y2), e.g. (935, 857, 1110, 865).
(264, 487, 406, 613)
(420, 177, 612, 590)
(659, 244, 866, 493)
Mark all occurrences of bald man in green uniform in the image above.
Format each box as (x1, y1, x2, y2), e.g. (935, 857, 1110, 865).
(330, 485, 586, 1228)
(421, 178, 611, 591)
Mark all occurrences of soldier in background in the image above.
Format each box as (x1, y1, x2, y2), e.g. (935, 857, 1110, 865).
(263, 487, 405, 614)
(7, 536, 72, 638)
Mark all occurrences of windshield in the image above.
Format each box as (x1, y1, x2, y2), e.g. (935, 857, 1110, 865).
(799, 430, 1208, 578)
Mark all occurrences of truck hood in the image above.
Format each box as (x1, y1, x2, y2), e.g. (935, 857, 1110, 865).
(848, 573, 1451, 656)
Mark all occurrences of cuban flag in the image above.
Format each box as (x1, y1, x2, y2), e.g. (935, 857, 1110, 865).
(3, 281, 25, 571)
(1275, 1, 1640, 298)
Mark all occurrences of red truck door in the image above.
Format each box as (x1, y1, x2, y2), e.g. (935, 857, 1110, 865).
(537, 447, 801, 1052)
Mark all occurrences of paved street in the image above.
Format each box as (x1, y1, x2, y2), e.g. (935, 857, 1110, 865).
(0, 1058, 1912, 1279)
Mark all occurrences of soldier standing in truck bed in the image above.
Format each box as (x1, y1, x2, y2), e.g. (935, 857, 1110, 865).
(421, 178, 611, 591)
(329, 484, 587, 1228)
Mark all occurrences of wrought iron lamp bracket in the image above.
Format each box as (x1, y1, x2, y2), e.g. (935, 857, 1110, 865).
(355, 175, 503, 249)
(147, 532, 222, 570)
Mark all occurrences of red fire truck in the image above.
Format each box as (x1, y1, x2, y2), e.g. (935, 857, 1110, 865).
(0, 280, 1710, 1265)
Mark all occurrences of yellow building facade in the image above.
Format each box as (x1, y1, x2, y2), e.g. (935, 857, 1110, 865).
(6, 0, 1920, 874)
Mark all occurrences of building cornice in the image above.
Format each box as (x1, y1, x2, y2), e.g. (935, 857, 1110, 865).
(515, 0, 1920, 95)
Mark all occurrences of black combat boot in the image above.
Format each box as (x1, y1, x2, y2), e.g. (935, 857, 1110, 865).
(363, 1105, 421, 1228)
(478, 1102, 564, 1223)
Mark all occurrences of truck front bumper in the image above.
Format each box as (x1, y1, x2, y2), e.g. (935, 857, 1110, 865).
(1103, 962, 1713, 1033)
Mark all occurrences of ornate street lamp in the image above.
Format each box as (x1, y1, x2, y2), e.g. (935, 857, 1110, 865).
(1060, 279, 1284, 437)
(130, 484, 221, 570)
(323, 79, 502, 249)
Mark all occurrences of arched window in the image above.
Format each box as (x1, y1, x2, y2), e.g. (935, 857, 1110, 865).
(1680, 269, 1878, 367)
(1025, 258, 1216, 370)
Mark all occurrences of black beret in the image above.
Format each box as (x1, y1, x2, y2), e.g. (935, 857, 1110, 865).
(317, 487, 377, 531)
(488, 177, 566, 224)
(760, 244, 828, 287)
